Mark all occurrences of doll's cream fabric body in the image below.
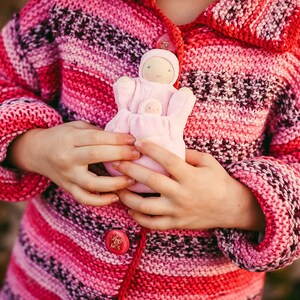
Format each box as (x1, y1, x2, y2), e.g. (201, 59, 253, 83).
(104, 49, 196, 192)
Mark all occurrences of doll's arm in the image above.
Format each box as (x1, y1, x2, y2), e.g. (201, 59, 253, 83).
(167, 87, 196, 122)
(113, 76, 136, 109)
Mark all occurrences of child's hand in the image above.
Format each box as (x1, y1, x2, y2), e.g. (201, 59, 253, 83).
(7, 121, 140, 206)
(114, 140, 265, 231)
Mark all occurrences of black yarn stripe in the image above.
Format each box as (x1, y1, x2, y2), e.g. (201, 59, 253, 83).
(50, 6, 150, 64)
(43, 184, 140, 241)
(184, 70, 280, 110)
(184, 136, 266, 165)
(16, 5, 150, 69)
(230, 158, 299, 207)
(145, 232, 221, 259)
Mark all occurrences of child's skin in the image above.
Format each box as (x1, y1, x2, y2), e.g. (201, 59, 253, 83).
(7, 0, 266, 232)
(7, 121, 139, 206)
(155, 0, 217, 26)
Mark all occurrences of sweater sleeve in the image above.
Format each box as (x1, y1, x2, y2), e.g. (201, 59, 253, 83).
(0, 0, 62, 202)
(215, 48, 300, 272)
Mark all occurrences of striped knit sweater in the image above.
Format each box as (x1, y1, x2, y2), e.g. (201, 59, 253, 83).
(0, 0, 300, 299)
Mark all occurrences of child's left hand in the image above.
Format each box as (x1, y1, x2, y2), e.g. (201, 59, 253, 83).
(114, 140, 265, 231)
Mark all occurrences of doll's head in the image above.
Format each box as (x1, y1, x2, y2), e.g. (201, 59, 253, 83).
(138, 98, 163, 115)
(139, 49, 179, 85)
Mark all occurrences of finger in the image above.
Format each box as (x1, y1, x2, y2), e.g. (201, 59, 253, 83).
(185, 149, 214, 167)
(73, 129, 136, 147)
(112, 161, 178, 196)
(134, 140, 188, 180)
(69, 184, 119, 206)
(73, 171, 135, 193)
(69, 120, 100, 130)
(128, 210, 175, 230)
(73, 145, 140, 164)
(118, 189, 172, 216)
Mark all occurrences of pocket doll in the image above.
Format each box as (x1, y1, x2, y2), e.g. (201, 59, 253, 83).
(104, 49, 196, 193)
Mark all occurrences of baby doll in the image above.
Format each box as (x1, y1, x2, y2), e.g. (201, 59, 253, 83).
(104, 49, 196, 192)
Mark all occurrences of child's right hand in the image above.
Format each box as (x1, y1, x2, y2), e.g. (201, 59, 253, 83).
(7, 121, 139, 206)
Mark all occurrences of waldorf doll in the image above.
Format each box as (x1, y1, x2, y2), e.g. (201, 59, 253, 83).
(104, 49, 196, 193)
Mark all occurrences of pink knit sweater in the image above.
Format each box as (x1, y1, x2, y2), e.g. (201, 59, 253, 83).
(1, 0, 300, 299)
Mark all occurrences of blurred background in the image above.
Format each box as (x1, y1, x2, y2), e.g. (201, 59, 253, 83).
(0, 0, 300, 299)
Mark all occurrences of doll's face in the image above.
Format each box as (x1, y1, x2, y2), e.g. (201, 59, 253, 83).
(142, 57, 175, 84)
(144, 99, 162, 115)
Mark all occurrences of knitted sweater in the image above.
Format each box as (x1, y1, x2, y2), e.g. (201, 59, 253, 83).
(0, 0, 300, 299)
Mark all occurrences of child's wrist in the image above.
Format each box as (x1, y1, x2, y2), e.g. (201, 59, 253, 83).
(224, 178, 266, 232)
(6, 128, 45, 173)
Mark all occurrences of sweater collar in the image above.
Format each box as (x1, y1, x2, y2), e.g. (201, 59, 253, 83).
(145, 0, 300, 52)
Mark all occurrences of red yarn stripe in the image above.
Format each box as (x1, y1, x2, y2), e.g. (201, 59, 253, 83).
(118, 227, 148, 299)
(131, 267, 263, 296)
(62, 67, 114, 105)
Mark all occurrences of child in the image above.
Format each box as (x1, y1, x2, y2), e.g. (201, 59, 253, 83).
(0, 0, 299, 299)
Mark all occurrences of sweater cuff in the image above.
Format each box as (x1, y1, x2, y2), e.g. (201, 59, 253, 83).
(215, 157, 300, 272)
(0, 98, 62, 201)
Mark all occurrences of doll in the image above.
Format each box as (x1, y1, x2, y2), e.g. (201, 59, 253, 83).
(104, 49, 196, 193)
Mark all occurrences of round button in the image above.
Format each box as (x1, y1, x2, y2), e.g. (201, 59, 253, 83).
(155, 33, 176, 53)
(105, 230, 130, 255)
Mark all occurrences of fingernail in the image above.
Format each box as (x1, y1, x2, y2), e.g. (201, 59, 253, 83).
(127, 136, 136, 144)
(111, 195, 119, 202)
(112, 161, 120, 168)
(132, 150, 140, 159)
(127, 178, 135, 186)
(134, 140, 142, 148)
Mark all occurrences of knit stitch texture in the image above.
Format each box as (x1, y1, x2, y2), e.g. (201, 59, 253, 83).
(0, 0, 300, 299)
